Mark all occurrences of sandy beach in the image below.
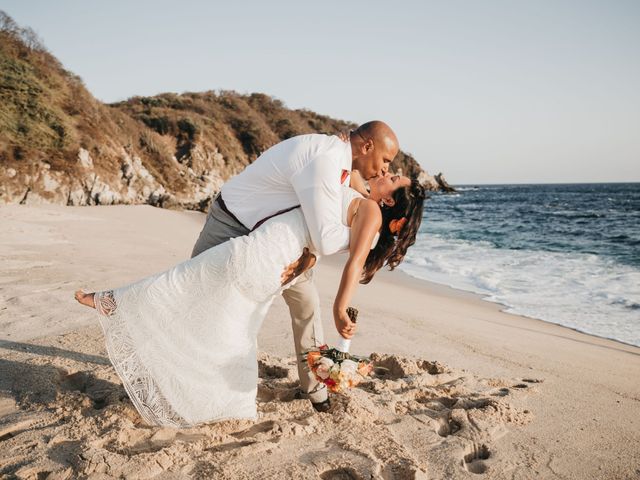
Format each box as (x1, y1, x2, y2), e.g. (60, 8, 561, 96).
(1, 204, 639, 479)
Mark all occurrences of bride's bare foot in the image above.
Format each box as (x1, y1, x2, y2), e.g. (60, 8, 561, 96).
(74, 290, 96, 309)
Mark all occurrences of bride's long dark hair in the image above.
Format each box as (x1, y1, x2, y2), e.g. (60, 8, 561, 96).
(361, 177, 426, 284)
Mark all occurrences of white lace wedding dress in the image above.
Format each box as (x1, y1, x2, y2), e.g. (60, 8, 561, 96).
(93, 187, 372, 428)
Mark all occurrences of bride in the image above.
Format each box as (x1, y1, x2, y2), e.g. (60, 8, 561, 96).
(74, 173, 425, 428)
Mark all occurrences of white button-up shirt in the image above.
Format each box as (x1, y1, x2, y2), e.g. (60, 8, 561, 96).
(220, 134, 352, 256)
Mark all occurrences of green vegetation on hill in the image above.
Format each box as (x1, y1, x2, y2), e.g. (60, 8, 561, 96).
(0, 11, 154, 183)
(0, 13, 77, 161)
(0, 11, 427, 209)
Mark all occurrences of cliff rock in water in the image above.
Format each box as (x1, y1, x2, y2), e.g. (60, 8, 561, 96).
(0, 12, 454, 211)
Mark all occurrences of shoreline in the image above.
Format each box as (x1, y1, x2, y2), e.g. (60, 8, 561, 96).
(397, 264, 640, 351)
(321, 253, 640, 357)
(421, 182, 640, 351)
(314, 255, 640, 367)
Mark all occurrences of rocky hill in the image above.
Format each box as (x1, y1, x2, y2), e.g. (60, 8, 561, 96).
(0, 12, 453, 211)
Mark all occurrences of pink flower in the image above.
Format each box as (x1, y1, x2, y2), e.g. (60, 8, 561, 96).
(315, 357, 334, 380)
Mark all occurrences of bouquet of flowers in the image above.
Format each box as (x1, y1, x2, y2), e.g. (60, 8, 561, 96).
(302, 307, 374, 393)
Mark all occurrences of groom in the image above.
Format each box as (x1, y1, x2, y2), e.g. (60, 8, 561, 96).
(191, 121, 399, 412)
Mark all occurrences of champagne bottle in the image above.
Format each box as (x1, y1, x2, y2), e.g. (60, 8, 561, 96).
(336, 307, 358, 353)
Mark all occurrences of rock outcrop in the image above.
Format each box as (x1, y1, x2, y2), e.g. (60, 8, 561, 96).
(0, 12, 454, 211)
(418, 171, 457, 193)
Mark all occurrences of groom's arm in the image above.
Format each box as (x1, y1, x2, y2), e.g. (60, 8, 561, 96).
(291, 154, 350, 256)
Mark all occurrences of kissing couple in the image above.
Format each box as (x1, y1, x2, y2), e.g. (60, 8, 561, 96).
(75, 121, 425, 428)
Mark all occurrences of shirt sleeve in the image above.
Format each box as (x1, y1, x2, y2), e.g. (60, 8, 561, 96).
(291, 153, 350, 256)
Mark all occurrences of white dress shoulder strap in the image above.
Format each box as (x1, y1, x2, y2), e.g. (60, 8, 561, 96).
(341, 187, 380, 250)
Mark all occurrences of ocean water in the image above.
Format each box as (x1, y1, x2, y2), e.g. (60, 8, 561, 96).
(401, 183, 640, 347)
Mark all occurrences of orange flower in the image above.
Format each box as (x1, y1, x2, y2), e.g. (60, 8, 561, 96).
(306, 351, 321, 369)
(389, 217, 408, 235)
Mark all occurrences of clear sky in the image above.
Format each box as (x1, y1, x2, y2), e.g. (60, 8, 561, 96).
(1, 0, 639, 184)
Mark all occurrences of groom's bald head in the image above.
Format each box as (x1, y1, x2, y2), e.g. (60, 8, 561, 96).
(355, 121, 398, 148)
(351, 121, 399, 180)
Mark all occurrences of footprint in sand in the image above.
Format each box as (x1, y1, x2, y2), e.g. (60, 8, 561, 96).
(320, 466, 361, 480)
(0, 415, 41, 443)
(257, 358, 290, 379)
(106, 427, 208, 455)
(369, 352, 447, 379)
(436, 413, 461, 437)
(232, 419, 282, 439)
(510, 378, 544, 392)
(256, 382, 299, 402)
(455, 397, 495, 410)
(57, 369, 124, 411)
(492, 387, 511, 397)
(320, 463, 426, 480)
(462, 443, 491, 474)
(522, 378, 543, 384)
(256, 355, 301, 402)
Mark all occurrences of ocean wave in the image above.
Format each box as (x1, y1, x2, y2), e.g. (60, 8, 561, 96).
(401, 234, 640, 347)
(549, 211, 605, 219)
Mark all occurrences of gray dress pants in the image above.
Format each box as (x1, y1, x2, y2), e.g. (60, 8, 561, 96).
(191, 195, 328, 403)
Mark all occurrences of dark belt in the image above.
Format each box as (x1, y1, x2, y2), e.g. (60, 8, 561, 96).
(216, 193, 300, 232)
(215, 194, 249, 231)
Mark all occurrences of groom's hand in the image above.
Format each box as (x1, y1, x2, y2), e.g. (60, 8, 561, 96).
(334, 307, 356, 339)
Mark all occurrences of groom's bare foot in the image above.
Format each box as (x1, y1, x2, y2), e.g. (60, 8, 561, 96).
(74, 290, 96, 309)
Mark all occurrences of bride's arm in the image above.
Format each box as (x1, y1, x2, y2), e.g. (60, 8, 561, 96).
(333, 198, 381, 339)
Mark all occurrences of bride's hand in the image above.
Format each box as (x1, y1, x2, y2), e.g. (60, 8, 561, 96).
(336, 130, 350, 143)
(281, 248, 316, 286)
(334, 307, 356, 339)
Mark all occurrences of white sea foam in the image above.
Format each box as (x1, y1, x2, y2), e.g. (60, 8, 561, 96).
(401, 234, 640, 347)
